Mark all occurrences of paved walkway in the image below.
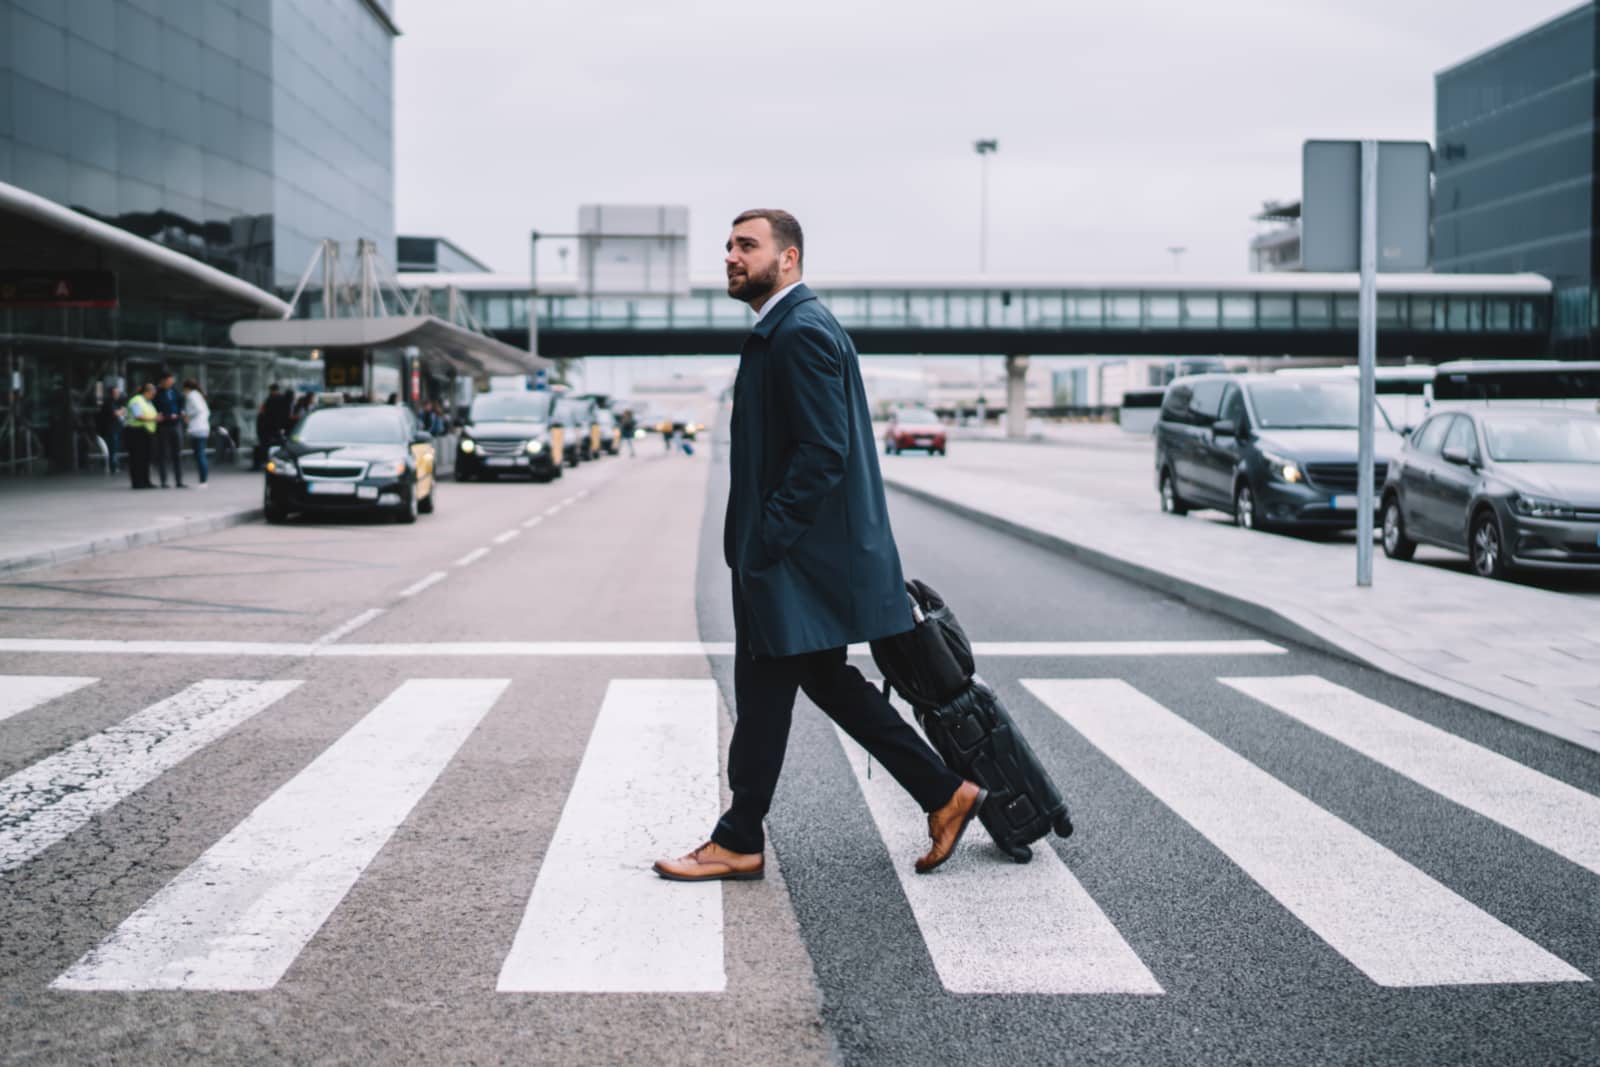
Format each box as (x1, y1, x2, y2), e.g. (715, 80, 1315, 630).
(881, 432, 1600, 755)
(0, 465, 262, 576)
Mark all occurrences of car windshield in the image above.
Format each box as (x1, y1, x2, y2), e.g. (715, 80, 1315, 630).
(1483, 416, 1600, 463)
(1245, 381, 1392, 431)
(292, 407, 406, 445)
(897, 409, 939, 424)
(471, 393, 549, 422)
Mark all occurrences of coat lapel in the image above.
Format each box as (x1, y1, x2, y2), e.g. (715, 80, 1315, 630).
(749, 283, 816, 340)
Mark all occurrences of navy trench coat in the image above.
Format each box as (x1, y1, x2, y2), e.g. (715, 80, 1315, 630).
(724, 283, 912, 658)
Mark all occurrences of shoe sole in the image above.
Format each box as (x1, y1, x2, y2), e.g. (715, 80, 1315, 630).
(653, 867, 765, 883)
(915, 787, 989, 875)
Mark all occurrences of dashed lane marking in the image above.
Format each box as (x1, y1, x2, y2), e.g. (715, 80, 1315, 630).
(1025, 678, 1588, 988)
(0, 680, 302, 873)
(498, 679, 724, 993)
(492, 529, 521, 545)
(310, 608, 384, 647)
(454, 547, 490, 567)
(397, 571, 448, 599)
(53, 679, 508, 991)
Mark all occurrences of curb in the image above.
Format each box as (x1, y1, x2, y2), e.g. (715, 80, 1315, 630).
(885, 477, 1600, 757)
(0, 507, 264, 578)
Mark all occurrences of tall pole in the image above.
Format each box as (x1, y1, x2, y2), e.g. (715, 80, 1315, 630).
(1356, 140, 1379, 587)
(1168, 245, 1187, 273)
(974, 139, 998, 272)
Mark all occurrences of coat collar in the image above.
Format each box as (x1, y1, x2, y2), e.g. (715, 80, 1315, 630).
(748, 282, 815, 339)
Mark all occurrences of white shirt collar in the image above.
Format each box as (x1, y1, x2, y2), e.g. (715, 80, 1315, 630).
(752, 280, 805, 324)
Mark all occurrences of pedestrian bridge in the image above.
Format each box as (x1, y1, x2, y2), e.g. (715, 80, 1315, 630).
(396, 272, 1553, 360)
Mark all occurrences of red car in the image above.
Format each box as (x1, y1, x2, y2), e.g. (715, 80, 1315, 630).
(884, 408, 947, 456)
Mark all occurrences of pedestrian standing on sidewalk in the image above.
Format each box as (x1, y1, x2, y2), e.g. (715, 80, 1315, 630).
(182, 379, 211, 488)
(124, 382, 159, 489)
(619, 409, 636, 456)
(654, 209, 984, 883)
(98, 384, 125, 474)
(152, 371, 186, 488)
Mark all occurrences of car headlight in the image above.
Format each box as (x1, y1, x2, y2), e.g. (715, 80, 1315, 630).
(372, 459, 407, 477)
(1513, 495, 1577, 519)
(1261, 451, 1302, 484)
(265, 458, 297, 476)
(460, 438, 476, 454)
(525, 439, 544, 454)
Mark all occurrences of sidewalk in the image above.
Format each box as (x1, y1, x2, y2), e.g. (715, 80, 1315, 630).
(0, 465, 263, 576)
(882, 435, 1600, 755)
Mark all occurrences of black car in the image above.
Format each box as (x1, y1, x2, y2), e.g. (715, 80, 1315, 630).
(1155, 373, 1403, 532)
(1381, 407, 1600, 578)
(264, 405, 437, 524)
(456, 390, 564, 482)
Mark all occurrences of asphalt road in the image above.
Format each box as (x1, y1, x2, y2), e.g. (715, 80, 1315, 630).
(1, 420, 1598, 1065)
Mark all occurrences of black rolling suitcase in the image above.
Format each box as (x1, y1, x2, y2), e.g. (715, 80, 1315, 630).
(871, 580, 1073, 863)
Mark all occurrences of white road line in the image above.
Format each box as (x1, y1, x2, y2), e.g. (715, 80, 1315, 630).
(0, 676, 97, 723)
(0, 680, 300, 873)
(311, 608, 384, 647)
(455, 547, 490, 567)
(397, 571, 448, 599)
(1222, 675, 1600, 878)
(54, 679, 507, 991)
(492, 529, 521, 545)
(832, 712, 1162, 995)
(574, 489, 590, 499)
(1024, 679, 1587, 988)
(521, 515, 544, 529)
(543, 503, 565, 516)
(0, 639, 1288, 659)
(498, 679, 723, 993)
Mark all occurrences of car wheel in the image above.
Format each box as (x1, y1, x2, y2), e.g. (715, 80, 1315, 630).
(1159, 468, 1189, 516)
(1234, 481, 1261, 531)
(885, 441, 895, 455)
(397, 488, 418, 525)
(1470, 510, 1510, 579)
(418, 485, 435, 514)
(455, 468, 472, 483)
(935, 447, 946, 456)
(263, 483, 289, 525)
(1381, 496, 1415, 560)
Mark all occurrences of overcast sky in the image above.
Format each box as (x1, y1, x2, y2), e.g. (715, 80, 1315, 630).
(393, 1, 1577, 282)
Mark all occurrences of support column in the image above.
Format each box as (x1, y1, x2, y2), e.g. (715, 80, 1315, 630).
(1005, 353, 1030, 439)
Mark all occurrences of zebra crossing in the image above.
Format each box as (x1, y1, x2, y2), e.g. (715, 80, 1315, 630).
(2, 668, 1596, 997)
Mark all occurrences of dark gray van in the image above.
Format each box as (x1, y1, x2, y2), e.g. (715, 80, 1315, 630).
(1154, 373, 1404, 532)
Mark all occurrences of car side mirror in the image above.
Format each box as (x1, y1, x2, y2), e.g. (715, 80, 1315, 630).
(1212, 419, 1236, 438)
(412, 431, 433, 445)
(1441, 445, 1473, 467)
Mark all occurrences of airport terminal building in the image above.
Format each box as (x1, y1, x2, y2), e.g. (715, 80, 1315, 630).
(0, 0, 399, 472)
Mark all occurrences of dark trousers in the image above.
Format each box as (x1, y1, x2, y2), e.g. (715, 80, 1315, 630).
(191, 432, 209, 483)
(712, 644, 964, 855)
(126, 431, 153, 488)
(155, 424, 184, 486)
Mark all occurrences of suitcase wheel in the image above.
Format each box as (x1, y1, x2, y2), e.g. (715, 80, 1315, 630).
(1053, 812, 1074, 839)
(1003, 843, 1033, 864)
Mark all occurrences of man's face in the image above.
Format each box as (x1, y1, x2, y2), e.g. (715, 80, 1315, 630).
(142, 385, 155, 398)
(160, 376, 174, 388)
(725, 219, 784, 304)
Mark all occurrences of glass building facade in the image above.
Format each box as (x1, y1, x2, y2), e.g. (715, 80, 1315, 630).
(0, 0, 397, 289)
(1435, 2, 1599, 356)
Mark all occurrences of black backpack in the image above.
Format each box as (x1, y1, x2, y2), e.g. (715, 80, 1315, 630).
(869, 579, 975, 710)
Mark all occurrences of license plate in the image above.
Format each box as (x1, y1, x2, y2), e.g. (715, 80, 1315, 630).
(357, 486, 378, 500)
(308, 482, 356, 496)
(486, 457, 519, 467)
(1331, 494, 1358, 510)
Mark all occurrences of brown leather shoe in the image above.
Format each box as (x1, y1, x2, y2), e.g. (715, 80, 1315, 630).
(915, 781, 988, 874)
(653, 841, 765, 882)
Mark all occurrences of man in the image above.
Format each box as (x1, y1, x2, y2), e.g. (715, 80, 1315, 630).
(619, 409, 636, 457)
(124, 382, 159, 489)
(654, 210, 984, 883)
(98, 384, 125, 474)
(152, 371, 185, 488)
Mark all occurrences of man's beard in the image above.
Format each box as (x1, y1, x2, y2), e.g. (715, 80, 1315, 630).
(727, 259, 781, 304)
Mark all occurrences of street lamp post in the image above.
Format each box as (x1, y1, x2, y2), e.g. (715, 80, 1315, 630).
(974, 139, 998, 273)
(1167, 245, 1187, 273)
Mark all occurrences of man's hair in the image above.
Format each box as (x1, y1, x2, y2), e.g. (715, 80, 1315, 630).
(732, 209, 803, 269)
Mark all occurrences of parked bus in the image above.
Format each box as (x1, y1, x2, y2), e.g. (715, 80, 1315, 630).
(1428, 360, 1600, 413)
(1273, 364, 1435, 431)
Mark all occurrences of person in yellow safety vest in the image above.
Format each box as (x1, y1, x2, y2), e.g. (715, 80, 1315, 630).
(125, 382, 159, 489)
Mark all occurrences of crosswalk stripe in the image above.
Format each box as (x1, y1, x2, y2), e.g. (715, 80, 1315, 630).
(832, 715, 1164, 995)
(0, 680, 300, 874)
(53, 678, 507, 991)
(0, 675, 97, 723)
(1024, 679, 1588, 987)
(1222, 675, 1600, 878)
(497, 679, 724, 993)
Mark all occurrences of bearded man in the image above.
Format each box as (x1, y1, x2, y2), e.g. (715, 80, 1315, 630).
(654, 209, 985, 883)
